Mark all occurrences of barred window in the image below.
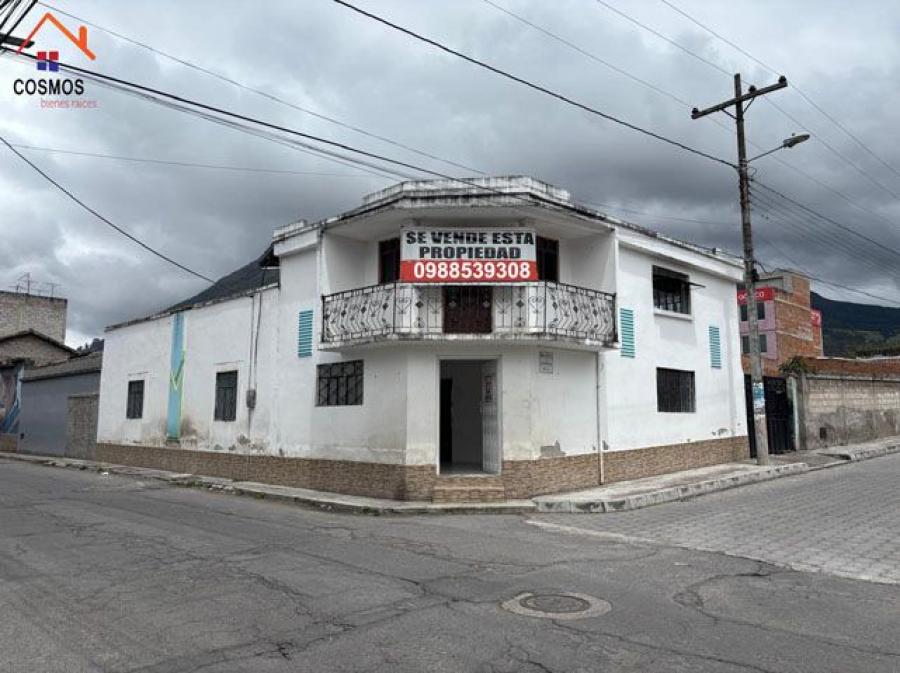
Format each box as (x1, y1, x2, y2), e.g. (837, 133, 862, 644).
(317, 360, 364, 406)
(653, 266, 691, 314)
(126, 380, 144, 419)
(656, 368, 695, 413)
(214, 370, 238, 421)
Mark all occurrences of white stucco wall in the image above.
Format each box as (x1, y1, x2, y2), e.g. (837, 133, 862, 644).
(97, 287, 279, 452)
(99, 206, 745, 469)
(603, 242, 746, 452)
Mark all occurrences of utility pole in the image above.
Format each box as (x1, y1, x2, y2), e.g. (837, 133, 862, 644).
(692, 73, 788, 466)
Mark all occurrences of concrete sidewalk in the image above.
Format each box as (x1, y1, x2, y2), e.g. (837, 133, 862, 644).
(2, 435, 898, 514)
(534, 462, 807, 513)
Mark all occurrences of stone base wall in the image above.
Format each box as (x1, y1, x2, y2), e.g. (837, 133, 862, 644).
(97, 436, 749, 501)
(603, 436, 750, 483)
(0, 433, 16, 453)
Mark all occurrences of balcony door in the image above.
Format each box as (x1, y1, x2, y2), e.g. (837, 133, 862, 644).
(443, 286, 492, 334)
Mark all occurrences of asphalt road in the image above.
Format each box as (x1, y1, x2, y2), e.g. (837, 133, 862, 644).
(1, 456, 898, 673)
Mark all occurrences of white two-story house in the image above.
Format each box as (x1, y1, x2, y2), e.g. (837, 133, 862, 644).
(96, 177, 748, 501)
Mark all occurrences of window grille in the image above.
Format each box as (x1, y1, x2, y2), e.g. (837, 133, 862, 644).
(316, 360, 364, 406)
(214, 370, 238, 421)
(656, 368, 695, 413)
(653, 266, 691, 314)
(126, 380, 144, 419)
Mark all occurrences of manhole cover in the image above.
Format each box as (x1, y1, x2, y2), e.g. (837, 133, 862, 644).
(520, 594, 591, 614)
(501, 592, 612, 620)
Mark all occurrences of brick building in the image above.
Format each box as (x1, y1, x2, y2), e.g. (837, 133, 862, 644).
(738, 271, 823, 376)
(0, 290, 73, 448)
(0, 290, 67, 342)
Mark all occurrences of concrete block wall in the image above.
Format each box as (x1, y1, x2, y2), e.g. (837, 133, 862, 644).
(67, 393, 99, 460)
(0, 291, 67, 341)
(798, 373, 900, 449)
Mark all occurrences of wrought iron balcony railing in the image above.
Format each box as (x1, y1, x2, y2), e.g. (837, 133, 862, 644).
(321, 281, 616, 348)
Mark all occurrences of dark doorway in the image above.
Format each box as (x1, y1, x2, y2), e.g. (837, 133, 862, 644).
(439, 378, 453, 465)
(744, 375, 795, 457)
(439, 360, 487, 473)
(443, 286, 492, 334)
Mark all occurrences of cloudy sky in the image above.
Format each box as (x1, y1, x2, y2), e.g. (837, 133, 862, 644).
(2, 0, 900, 346)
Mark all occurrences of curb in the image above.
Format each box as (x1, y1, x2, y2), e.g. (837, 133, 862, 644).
(817, 442, 900, 463)
(0, 452, 536, 515)
(533, 463, 809, 513)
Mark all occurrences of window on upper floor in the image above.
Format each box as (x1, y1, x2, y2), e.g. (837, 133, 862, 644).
(126, 380, 144, 419)
(739, 302, 765, 322)
(653, 266, 691, 314)
(741, 334, 768, 355)
(214, 371, 238, 421)
(379, 238, 401, 284)
(536, 236, 559, 282)
(656, 368, 695, 413)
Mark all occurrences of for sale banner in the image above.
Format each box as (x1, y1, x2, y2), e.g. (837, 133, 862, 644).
(400, 227, 538, 282)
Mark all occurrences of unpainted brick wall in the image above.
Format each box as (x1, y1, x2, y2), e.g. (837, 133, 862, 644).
(799, 374, 900, 449)
(67, 393, 99, 459)
(0, 291, 67, 341)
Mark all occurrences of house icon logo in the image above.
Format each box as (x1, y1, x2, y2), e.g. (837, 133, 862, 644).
(11, 12, 99, 107)
(16, 12, 96, 63)
(37, 50, 59, 72)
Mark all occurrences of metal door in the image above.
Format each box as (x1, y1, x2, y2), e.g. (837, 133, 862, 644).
(481, 360, 500, 474)
(443, 286, 492, 334)
(744, 375, 794, 456)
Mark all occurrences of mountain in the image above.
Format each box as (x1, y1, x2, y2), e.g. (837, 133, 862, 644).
(812, 292, 900, 356)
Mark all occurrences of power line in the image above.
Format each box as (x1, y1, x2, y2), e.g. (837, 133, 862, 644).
(10, 143, 383, 178)
(591, 0, 900, 227)
(7, 50, 455, 182)
(752, 179, 900, 262)
(36, 1, 487, 177)
(331, 0, 734, 168)
(0, 134, 215, 283)
(658, 0, 900, 183)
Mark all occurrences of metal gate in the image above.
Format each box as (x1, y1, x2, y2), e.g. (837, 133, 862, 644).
(744, 375, 794, 457)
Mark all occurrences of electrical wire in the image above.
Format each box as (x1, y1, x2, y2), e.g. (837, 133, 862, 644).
(658, 0, 900, 182)
(0, 134, 216, 283)
(331, 0, 734, 169)
(591, 0, 900, 228)
(36, 1, 487, 178)
(9, 144, 388, 178)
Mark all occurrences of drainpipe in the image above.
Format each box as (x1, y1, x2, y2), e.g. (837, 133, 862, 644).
(595, 350, 604, 485)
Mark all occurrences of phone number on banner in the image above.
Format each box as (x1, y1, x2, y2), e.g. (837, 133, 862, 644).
(401, 260, 538, 282)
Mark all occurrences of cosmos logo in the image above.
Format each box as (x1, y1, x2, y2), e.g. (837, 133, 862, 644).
(12, 12, 95, 104)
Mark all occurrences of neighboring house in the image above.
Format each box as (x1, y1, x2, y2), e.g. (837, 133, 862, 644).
(0, 330, 75, 444)
(17, 352, 102, 458)
(97, 177, 748, 501)
(738, 270, 823, 376)
(736, 271, 824, 456)
(0, 289, 67, 342)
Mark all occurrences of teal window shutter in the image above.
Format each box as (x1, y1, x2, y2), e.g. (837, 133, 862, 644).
(298, 310, 314, 358)
(709, 325, 722, 369)
(620, 308, 635, 358)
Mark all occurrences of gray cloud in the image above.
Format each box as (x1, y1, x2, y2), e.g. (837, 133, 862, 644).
(2, 0, 899, 346)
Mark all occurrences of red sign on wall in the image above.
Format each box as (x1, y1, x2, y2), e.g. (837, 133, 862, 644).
(736, 286, 775, 305)
(811, 309, 822, 327)
(400, 227, 538, 283)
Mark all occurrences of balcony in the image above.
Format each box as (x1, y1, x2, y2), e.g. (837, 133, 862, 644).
(321, 282, 617, 349)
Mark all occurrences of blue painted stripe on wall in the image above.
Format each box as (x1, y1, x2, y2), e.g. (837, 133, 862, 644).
(620, 307, 635, 358)
(298, 309, 314, 357)
(166, 312, 185, 439)
(709, 325, 722, 369)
